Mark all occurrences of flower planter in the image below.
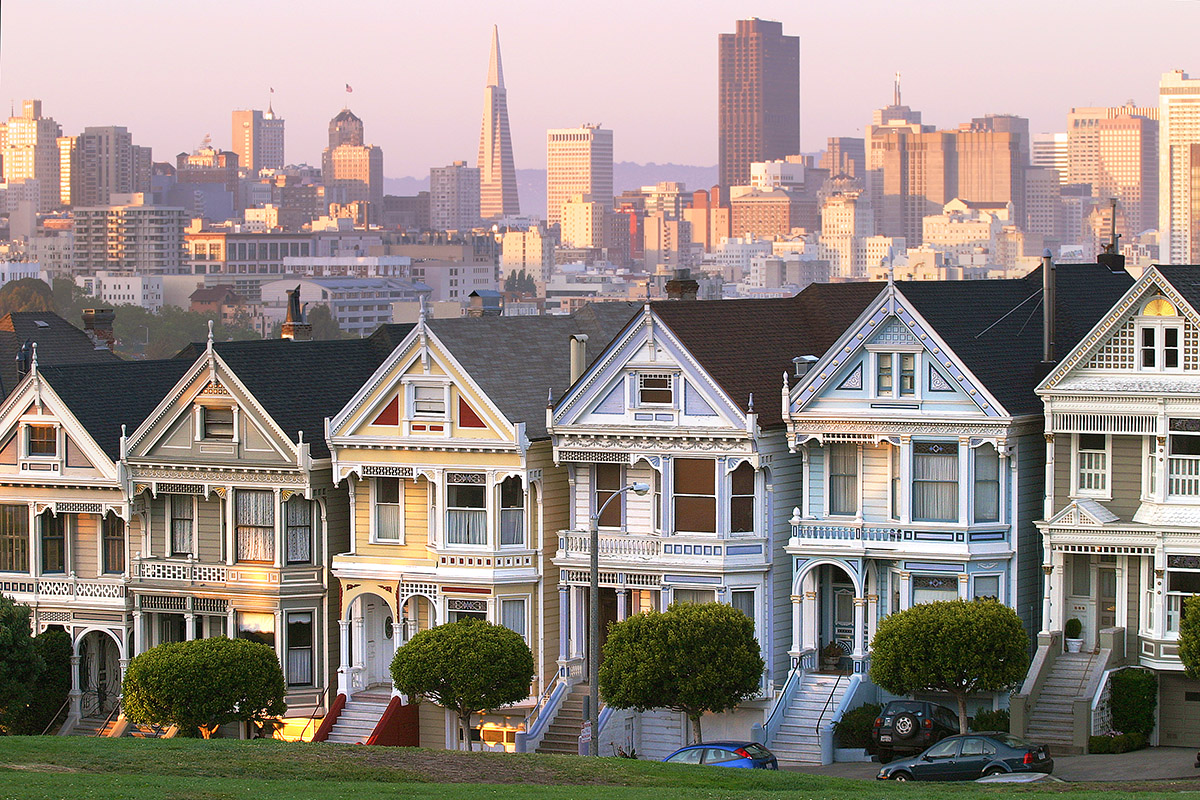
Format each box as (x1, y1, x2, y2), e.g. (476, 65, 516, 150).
(1065, 637, 1084, 653)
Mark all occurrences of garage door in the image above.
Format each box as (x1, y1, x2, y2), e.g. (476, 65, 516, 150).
(1158, 674, 1200, 747)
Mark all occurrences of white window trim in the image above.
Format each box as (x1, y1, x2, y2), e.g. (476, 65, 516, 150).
(969, 571, 1005, 603)
(1070, 433, 1112, 500)
(728, 585, 761, 643)
(970, 443, 1005, 525)
(592, 463, 625, 530)
(632, 370, 678, 410)
(867, 346, 922, 401)
(370, 477, 405, 544)
(1135, 317, 1184, 374)
(824, 442, 861, 519)
(402, 377, 452, 422)
(888, 443, 901, 522)
(283, 609, 316, 687)
(496, 594, 531, 644)
(22, 420, 61, 461)
(727, 462, 758, 537)
(910, 439, 961, 525)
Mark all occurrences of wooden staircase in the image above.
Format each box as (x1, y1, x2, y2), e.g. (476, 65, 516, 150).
(769, 673, 852, 765)
(535, 683, 588, 755)
(323, 690, 391, 745)
(1025, 652, 1100, 755)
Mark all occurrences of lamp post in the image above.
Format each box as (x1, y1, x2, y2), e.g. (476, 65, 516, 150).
(588, 481, 650, 756)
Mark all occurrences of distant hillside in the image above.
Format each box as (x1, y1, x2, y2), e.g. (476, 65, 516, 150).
(384, 162, 718, 220)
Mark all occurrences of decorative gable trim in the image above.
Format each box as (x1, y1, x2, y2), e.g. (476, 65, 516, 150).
(0, 372, 119, 481)
(1047, 498, 1120, 527)
(836, 364, 863, 391)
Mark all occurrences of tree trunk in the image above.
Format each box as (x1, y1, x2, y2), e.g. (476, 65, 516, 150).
(459, 711, 472, 751)
(690, 713, 703, 744)
(953, 692, 969, 735)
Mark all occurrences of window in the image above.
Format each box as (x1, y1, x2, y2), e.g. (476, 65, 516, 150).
(237, 611, 275, 648)
(972, 574, 1000, 601)
(374, 478, 402, 542)
(973, 444, 1000, 523)
(912, 442, 958, 522)
(890, 445, 901, 520)
(876, 353, 915, 397)
(102, 513, 124, 574)
(202, 407, 234, 440)
(286, 496, 312, 564)
(412, 384, 446, 418)
(286, 611, 313, 686)
(731, 589, 755, 621)
(27, 425, 56, 457)
(1075, 434, 1108, 496)
(501, 598, 526, 639)
(499, 476, 524, 546)
(673, 588, 716, 605)
(828, 443, 858, 516)
(912, 574, 959, 605)
(730, 463, 755, 534)
(170, 495, 193, 556)
(446, 474, 486, 545)
(41, 512, 65, 574)
(638, 373, 673, 405)
(674, 459, 716, 533)
(1138, 299, 1182, 371)
(0, 505, 28, 572)
(594, 463, 622, 528)
(236, 490, 274, 562)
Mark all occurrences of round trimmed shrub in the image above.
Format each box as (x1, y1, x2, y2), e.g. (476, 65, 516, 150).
(834, 702, 881, 748)
(969, 707, 1010, 732)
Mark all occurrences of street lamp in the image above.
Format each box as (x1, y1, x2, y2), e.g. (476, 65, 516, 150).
(588, 481, 650, 756)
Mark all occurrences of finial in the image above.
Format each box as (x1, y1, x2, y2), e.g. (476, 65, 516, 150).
(783, 370, 790, 391)
(30, 341, 38, 372)
(547, 387, 553, 408)
(298, 430, 304, 444)
(207, 319, 214, 348)
(418, 294, 428, 324)
(748, 393, 755, 412)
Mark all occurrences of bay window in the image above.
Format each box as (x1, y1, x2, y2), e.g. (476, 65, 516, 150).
(236, 490, 275, 563)
(446, 473, 486, 545)
(41, 512, 65, 574)
(286, 611, 314, 686)
(674, 459, 716, 533)
(170, 495, 193, 556)
(0, 505, 28, 572)
(1074, 433, 1109, 497)
(973, 444, 1000, 523)
(237, 611, 275, 648)
(594, 463, 622, 528)
(828, 443, 858, 516)
(286, 496, 312, 564)
(374, 478, 402, 542)
(500, 597, 527, 640)
(102, 513, 125, 574)
(912, 441, 958, 523)
(499, 476, 524, 546)
(729, 462, 755, 534)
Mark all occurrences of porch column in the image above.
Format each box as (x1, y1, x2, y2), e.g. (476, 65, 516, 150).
(1041, 564, 1053, 635)
(852, 596, 866, 666)
(184, 613, 196, 641)
(558, 586, 569, 663)
(1116, 556, 1129, 637)
(616, 588, 628, 621)
(898, 571, 912, 611)
(118, 658, 129, 697)
(29, 503, 40, 578)
(131, 610, 144, 654)
(1154, 546, 1167, 640)
(958, 573, 969, 601)
(1049, 549, 1066, 631)
(337, 618, 351, 696)
(789, 594, 802, 662)
(802, 588, 818, 651)
(68, 653, 82, 719)
(224, 488, 236, 566)
(273, 488, 283, 568)
(352, 614, 365, 672)
(867, 591, 879, 647)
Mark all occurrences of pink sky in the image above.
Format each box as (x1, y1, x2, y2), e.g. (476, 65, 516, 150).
(2, 0, 1196, 177)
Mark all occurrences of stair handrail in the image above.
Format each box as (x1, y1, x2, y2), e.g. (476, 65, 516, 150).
(523, 675, 560, 735)
(814, 671, 844, 736)
(96, 699, 122, 737)
(819, 672, 863, 765)
(514, 675, 568, 753)
(752, 648, 812, 747)
(41, 697, 71, 735)
(295, 687, 328, 742)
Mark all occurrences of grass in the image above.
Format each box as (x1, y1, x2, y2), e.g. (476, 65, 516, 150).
(0, 737, 1195, 800)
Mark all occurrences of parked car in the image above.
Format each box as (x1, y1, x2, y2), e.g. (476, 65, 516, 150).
(877, 733, 1053, 781)
(871, 700, 959, 762)
(661, 741, 778, 769)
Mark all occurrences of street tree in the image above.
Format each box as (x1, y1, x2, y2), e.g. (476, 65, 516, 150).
(0, 595, 44, 730)
(0, 278, 54, 316)
(870, 599, 1029, 733)
(599, 601, 764, 744)
(1178, 596, 1200, 680)
(122, 638, 287, 737)
(391, 618, 534, 750)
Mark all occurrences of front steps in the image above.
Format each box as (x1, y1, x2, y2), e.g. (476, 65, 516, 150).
(770, 673, 852, 765)
(323, 690, 391, 745)
(536, 683, 589, 755)
(65, 716, 119, 737)
(1025, 652, 1101, 755)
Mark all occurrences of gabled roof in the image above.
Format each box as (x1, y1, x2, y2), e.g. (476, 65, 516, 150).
(37, 359, 193, 460)
(1153, 265, 1200, 311)
(427, 302, 640, 440)
(174, 325, 414, 459)
(899, 264, 1134, 416)
(0, 312, 122, 399)
(650, 283, 885, 428)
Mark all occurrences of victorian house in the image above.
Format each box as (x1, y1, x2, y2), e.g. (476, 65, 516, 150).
(1020, 264, 1200, 750)
(545, 285, 882, 760)
(324, 304, 636, 749)
(776, 263, 1132, 762)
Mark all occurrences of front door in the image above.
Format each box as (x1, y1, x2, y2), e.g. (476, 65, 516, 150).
(1098, 568, 1117, 632)
(833, 585, 854, 651)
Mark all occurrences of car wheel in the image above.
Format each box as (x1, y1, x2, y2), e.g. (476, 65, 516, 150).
(892, 771, 911, 782)
(892, 713, 919, 740)
(983, 767, 1005, 778)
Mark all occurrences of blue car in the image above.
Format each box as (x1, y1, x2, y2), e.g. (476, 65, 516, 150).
(662, 741, 778, 769)
(877, 732, 1053, 782)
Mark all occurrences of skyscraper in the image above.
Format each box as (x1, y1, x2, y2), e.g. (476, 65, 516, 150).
(1160, 70, 1200, 264)
(1031, 132, 1068, 183)
(2, 99, 62, 211)
(477, 25, 519, 220)
(322, 108, 384, 223)
(232, 105, 286, 173)
(1067, 104, 1158, 190)
(718, 19, 800, 191)
(546, 124, 613, 226)
(430, 161, 481, 231)
(59, 126, 152, 207)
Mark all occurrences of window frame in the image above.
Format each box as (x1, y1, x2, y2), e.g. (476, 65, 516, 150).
(201, 405, 235, 441)
(0, 505, 29, 573)
(445, 473, 487, 546)
(826, 442, 859, 517)
(102, 513, 125, 575)
(972, 443, 1002, 523)
(870, 349, 920, 399)
(169, 494, 195, 558)
(911, 440, 959, 524)
(371, 477, 404, 544)
(673, 458, 717, 534)
(593, 463, 624, 530)
(970, 572, 1003, 602)
(235, 489, 275, 564)
(636, 372, 674, 407)
(285, 610, 314, 687)
(498, 475, 525, 548)
(1136, 321, 1183, 373)
(407, 381, 450, 420)
(729, 462, 756, 535)
(25, 424, 58, 458)
(499, 595, 529, 642)
(40, 511, 66, 574)
(1071, 433, 1111, 500)
(285, 495, 313, 564)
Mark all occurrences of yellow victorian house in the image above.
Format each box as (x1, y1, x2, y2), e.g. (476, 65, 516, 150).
(325, 304, 636, 749)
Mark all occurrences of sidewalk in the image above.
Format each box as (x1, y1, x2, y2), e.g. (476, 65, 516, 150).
(786, 747, 1199, 782)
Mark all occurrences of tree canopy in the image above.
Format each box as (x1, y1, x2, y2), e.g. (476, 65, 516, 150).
(599, 601, 764, 743)
(870, 599, 1029, 733)
(0, 278, 55, 316)
(2, 626, 70, 735)
(0, 595, 45, 730)
(391, 618, 534, 750)
(122, 637, 287, 737)
(1179, 596, 1200, 681)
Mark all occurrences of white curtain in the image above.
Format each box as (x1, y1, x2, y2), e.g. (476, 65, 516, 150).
(286, 497, 312, 563)
(446, 510, 486, 545)
(170, 495, 193, 555)
(912, 445, 958, 522)
(973, 446, 1000, 523)
(236, 490, 275, 562)
(829, 443, 858, 515)
(501, 599, 526, 637)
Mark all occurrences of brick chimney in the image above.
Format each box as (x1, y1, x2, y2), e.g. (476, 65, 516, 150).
(664, 268, 699, 301)
(82, 308, 116, 351)
(281, 286, 313, 341)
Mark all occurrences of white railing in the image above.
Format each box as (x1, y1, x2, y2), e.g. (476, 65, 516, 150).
(20, 577, 126, 600)
(134, 559, 227, 583)
(500, 509, 525, 546)
(560, 533, 660, 558)
(1168, 457, 1200, 497)
(792, 523, 903, 542)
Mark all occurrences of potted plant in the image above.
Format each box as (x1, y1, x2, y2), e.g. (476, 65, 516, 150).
(1065, 618, 1084, 652)
(821, 641, 844, 671)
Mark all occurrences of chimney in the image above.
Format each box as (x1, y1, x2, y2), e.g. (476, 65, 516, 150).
(665, 268, 699, 301)
(82, 308, 116, 351)
(569, 334, 589, 384)
(16, 339, 31, 376)
(281, 286, 313, 341)
(1041, 250, 1055, 363)
(1096, 198, 1127, 274)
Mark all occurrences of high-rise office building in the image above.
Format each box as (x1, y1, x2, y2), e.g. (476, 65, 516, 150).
(718, 18, 800, 191)
(821, 137, 866, 179)
(1067, 103, 1158, 190)
(321, 108, 384, 223)
(430, 161, 481, 231)
(1032, 132, 1068, 183)
(1160, 70, 1200, 264)
(477, 25, 519, 219)
(2, 100, 62, 211)
(60, 126, 152, 207)
(546, 124, 613, 227)
(73, 194, 188, 275)
(232, 106, 286, 173)
(1097, 113, 1158, 236)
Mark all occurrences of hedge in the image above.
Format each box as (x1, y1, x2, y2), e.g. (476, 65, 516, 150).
(1109, 668, 1157, 736)
(834, 702, 881, 749)
(1088, 731, 1147, 754)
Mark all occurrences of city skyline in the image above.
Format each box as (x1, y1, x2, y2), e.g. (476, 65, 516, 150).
(2, 0, 1197, 180)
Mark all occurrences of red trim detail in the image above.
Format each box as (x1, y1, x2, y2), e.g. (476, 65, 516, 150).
(441, 586, 491, 594)
(458, 397, 487, 429)
(311, 693, 346, 742)
(371, 396, 399, 426)
(365, 696, 420, 747)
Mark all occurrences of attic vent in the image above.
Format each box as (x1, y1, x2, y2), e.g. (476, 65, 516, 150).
(33, 320, 49, 328)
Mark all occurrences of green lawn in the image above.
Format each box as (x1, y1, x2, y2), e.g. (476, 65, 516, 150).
(0, 737, 1192, 800)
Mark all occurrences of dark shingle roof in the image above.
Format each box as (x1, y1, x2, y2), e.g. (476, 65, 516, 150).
(428, 302, 641, 440)
(175, 325, 415, 459)
(0, 312, 122, 399)
(898, 264, 1134, 416)
(650, 283, 885, 428)
(37, 359, 193, 460)
(1154, 265, 1200, 313)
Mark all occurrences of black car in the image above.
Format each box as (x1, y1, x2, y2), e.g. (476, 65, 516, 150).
(876, 732, 1053, 781)
(870, 700, 959, 762)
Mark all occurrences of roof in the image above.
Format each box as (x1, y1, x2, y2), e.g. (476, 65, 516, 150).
(37, 359, 193, 460)
(175, 325, 414, 459)
(650, 284, 885, 428)
(0, 312, 122, 400)
(1154, 265, 1200, 313)
(189, 285, 243, 303)
(898, 264, 1135, 416)
(428, 302, 641, 440)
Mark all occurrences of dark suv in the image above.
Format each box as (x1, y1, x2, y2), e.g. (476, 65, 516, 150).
(870, 700, 959, 762)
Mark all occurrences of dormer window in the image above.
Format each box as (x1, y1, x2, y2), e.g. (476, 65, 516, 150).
(202, 407, 235, 440)
(1136, 297, 1183, 372)
(411, 384, 448, 418)
(638, 373, 673, 406)
(875, 353, 916, 397)
(26, 425, 57, 457)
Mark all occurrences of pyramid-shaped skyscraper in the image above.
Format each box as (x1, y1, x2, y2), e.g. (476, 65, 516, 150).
(477, 25, 520, 219)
